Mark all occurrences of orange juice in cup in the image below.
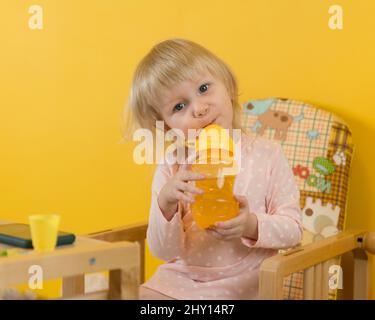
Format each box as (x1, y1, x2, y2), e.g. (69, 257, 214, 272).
(189, 124, 239, 229)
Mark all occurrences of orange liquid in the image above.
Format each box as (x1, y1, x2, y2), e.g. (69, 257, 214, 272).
(191, 173, 239, 229)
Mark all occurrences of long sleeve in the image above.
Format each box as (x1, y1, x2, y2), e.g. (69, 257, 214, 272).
(241, 143, 303, 249)
(146, 164, 186, 261)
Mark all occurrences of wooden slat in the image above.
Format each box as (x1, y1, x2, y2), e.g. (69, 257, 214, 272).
(314, 263, 322, 299)
(321, 260, 330, 299)
(304, 267, 314, 299)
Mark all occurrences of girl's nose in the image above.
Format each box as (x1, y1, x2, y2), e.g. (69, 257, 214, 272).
(193, 104, 209, 118)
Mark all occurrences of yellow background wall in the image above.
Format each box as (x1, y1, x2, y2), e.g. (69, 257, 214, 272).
(1, 0, 374, 298)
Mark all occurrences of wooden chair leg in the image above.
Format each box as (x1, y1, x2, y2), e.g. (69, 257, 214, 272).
(108, 266, 139, 300)
(62, 275, 85, 298)
(353, 248, 368, 299)
(259, 270, 284, 299)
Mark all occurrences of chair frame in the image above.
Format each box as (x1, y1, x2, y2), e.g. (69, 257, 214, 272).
(86, 221, 375, 300)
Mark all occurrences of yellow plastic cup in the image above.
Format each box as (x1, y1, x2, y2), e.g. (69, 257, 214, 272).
(29, 214, 61, 253)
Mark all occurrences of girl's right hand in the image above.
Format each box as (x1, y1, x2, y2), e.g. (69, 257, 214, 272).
(158, 163, 206, 219)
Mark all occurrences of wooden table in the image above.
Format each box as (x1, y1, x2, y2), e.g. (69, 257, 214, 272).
(0, 221, 140, 299)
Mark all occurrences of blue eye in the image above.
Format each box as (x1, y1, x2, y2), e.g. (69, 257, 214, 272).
(173, 102, 185, 112)
(199, 83, 209, 93)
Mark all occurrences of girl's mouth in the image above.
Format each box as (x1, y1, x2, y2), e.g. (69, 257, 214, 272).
(198, 118, 218, 134)
(185, 119, 217, 148)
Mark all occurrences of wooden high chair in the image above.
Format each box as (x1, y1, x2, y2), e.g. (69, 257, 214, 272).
(86, 98, 375, 300)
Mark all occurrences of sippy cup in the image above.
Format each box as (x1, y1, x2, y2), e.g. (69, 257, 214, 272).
(188, 124, 240, 229)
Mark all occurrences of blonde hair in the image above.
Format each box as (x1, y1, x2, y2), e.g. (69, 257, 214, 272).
(122, 38, 246, 141)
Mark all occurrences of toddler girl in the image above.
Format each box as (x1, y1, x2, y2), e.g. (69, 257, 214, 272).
(126, 38, 303, 300)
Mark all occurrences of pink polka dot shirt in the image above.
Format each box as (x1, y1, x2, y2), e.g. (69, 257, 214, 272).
(141, 133, 303, 299)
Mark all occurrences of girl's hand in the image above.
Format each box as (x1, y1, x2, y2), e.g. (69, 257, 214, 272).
(158, 163, 206, 221)
(206, 195, 258, 241)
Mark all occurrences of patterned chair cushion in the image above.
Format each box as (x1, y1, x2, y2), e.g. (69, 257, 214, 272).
(241, 97, 354, 299)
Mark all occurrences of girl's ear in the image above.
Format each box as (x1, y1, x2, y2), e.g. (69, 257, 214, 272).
(230, 94, 235, 103)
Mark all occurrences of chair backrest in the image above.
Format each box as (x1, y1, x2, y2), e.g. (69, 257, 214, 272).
(241, 97, 354, 299)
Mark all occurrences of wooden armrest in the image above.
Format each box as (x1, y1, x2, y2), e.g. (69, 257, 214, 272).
(261, 230, 367, 277)
(259, 229, 372, 299)
(85, 221, 148, 243)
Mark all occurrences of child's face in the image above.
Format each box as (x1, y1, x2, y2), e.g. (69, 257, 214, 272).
(157, 71, 234, 137)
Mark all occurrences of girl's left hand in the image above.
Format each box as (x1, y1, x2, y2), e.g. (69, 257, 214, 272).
(206, 195, 258, 241)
